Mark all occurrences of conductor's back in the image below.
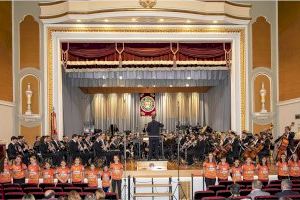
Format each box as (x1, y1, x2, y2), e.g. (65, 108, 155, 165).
(146, 117, 164, 136)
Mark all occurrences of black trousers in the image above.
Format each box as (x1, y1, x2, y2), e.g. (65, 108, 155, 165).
(112, 179, 122, 199)
(149, 137, 160, 160)
(13, 177, 25, 184)
(205, 178, 216, 188)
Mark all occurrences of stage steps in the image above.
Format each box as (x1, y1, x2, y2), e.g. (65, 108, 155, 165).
(133, 176, 173, 200)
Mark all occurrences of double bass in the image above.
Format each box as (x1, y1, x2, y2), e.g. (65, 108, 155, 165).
(274, 122, 294, 160)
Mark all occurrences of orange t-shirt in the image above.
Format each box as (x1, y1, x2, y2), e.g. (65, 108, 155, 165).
(288, 160, 300, 177)
(28, 164, 40, 184)
(110, 163, 123, 180)
(101, 171, 111, 187)
(257, 164, 269, 181)
(242, 164, 255, 181)
(203, 162, 217, 179)
(43, 168, 55, 183)
(56, 167, 70, 183)
(86, 169, 99, 187)
(278, 161, 289, 176)
(231, 166, 242, 182)
(11, 164, 27, 179)
(217, 162, 230, 180)
(0, 164, 11, 183)
(71, 165, 84, 183)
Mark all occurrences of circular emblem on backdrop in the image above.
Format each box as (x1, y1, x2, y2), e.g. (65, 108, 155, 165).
(140, 95, 155, 113)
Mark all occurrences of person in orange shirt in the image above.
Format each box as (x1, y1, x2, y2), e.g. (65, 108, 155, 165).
(101, 166, 111, 192)
(277, 154, 289, 180)
(27, 156, 40, 184)
(217, 157, 230, 181)
(242, 157, 255, 181)
(42, 161, 55, 184)
(257, 157, 269, 181)
(56, 160, 70, 183)
(86, 164, 99, 187)
(11, 155, 27, 184)
(110, 155, 123, 199)
(0, 157, 12, 184)
(288, 153, 300, 180)
(71, 157, 84, 183)
(231, 159, 242, 183)
(203, 153, 217, 188)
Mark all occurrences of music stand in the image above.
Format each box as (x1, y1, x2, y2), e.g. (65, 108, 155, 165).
(121, 133, 132, 200)
(172, 129, 188, 200)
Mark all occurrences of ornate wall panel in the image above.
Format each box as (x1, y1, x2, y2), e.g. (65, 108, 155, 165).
(279, 2, 300, 101)
(252, 16, 271, 68)
(253, 74, 271, 113)
(20, 125, 41, 145)
(20, 15, 40, 69)
(0, 2, 13, 102)
(253, 123, 271, 134)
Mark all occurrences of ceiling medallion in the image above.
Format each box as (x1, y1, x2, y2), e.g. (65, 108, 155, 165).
(139, 0, 157, 8)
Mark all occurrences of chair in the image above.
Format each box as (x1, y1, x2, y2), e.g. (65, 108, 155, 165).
(254, 196, 278, 200)
(23, 187, 43, 193)
(79, 192, 92, 198)
(31, 191, 45, 199)
(44, 186, 63, 192)
(227, 185, 246, 190)
(292, 180, 300, 184)
(73, 183, 88, 188)
(84, 187, 98, 193)
(56, 183, 73, 188)
(266, 184, 281, 189)
(239, 189, 252, 196)
(4, 187, 22, 192)
(236, 181, 253, 187)
(39, 183, 55, 189)
(292, 188, 300, 193)
(21, 183, 38, 188)
(269, 180, 281, 185)
(105, 192, 118, 200)
(287, 195, 300, 200)
(292, 184, 300, 188)
(202, 197, 226, 200)
(219, 181, 234, 187)
(194, 190, 215, 200)
(208, 185, 226, 193)
(229, 196, 251, 200)
(4, 192, 25, 199)
(55, 192, 67, 197)
(2, 183, 21, 188)
(216, 190, 232, 198)
(64, 186, 82, 192)
(263, 188, 281, 195)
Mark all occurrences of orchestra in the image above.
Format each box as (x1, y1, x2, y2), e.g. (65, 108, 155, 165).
(1, 122, 300, 186)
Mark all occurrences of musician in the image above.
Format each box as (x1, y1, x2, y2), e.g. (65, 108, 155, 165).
(257, 132, 271, 161)
(52, 134, 64, 166)
(68, 134, 80, 162)
(146, 114, 164, 160)
(93, 133, 107, 163)
(288, 153, 300, 180)
(275, 125, 295, 157)
(186, 134, 197, 165)
(195, 134, 206, 162)
(33, 136, 41, 153)
(16, 136, 29, 164)
(7, 136, 18, 160)
(227, 132, 240, 164)
(78, 135, 89, 165)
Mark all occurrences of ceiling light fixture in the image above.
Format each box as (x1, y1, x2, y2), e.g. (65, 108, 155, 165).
(186, 20, 191, 23)
(132, 18, 137, 22)
(187, 76, 191, 80)
(169, 85, 173, 87)
(104, 19, 109, 22)
(213, 20, 218, 24)
(119, 76, 123, 80)
(159, 18, 164, 22)
(76, 19, 81, 22)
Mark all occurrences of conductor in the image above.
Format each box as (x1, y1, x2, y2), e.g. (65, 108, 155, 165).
(146, 114, 164, 160)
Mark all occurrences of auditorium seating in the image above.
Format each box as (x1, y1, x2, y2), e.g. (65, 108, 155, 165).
(0, 183, 117, 200)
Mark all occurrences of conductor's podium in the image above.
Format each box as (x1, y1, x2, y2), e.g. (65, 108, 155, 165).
(136, 160, 168, 171)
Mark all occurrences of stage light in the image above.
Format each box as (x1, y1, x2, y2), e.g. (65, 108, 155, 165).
(159, 18, 164, 22)
(131, 18, 137, 22)
(187, 76, 191, 80)
(104, 19, 109, 22)
(186, 19, 191, 23)
(213, 20, 218, 24)
(76, 19, 82, 23)
(169, 85, 173, 87)
(102, 75, 106, 79)
(153, 85, 156, 87)
(119, 76, 123, 80)
(186, 84, 190, 87)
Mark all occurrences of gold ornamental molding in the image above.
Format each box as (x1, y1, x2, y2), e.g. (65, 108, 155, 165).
(47, 26, 246, 132)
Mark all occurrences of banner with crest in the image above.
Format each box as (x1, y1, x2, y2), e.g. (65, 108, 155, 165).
(140, 93, 156, 116)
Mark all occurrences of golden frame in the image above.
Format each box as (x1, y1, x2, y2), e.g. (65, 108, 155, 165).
(47, 26, 246, 132)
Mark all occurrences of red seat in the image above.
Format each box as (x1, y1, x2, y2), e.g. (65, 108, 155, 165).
(73, 183, 88, 188)
(254, 196, 278, 200)
(194, 190, 215, 200)
(30, 191, 45, 199)
(265, 184, 281, 189)
(56, 183, 73, 188)
(239, 189, 251, 196)
(44, 186, 63, 192)
(202, 197, 226, 200)
(208, 185, 226, 193)
(292, 184, 300, 188)
(64, 186, 82, 192)
(219, 181, 234, 187)
(229, 196, 251, 200)
(21, 183, 38, 188)
(23, 187, 43, 193)
(4, 192, 25, 199)
(105, 192, 118, 200)
(292, 188, 300, 193)
(287, 195, 300, 200)
(4, 187, 22, 192)
(292, 180, 300, 184)
(236, 181, 253, 186)
(216, 190, 231, 198)
(79, 192, 92, 198)
(227, 185, 245, 190)
(39, 183, 55, 188)
(84, 187, 98, 193)
(263, 188, 281, 195)
(55, 192, 67, 197)
(269, 180, 281, 184)
(2, 184, 21, 188)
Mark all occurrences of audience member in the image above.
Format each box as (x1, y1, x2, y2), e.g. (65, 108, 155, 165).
(22, 194, 35, 200)
(248, 180, 270, 200)
(67, 191, 81, 200)
(95, 189, 106, 200)
(84, 193, 96, 200)
(229, 184, 241, 197)
(275, 179, 299, 197)
(44, 190, 56, 200)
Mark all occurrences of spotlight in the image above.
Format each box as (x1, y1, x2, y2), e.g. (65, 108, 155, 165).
(104, 19, 109, 22)
(187, 76, 191, 80)
(159, 18, 164, 22)
(169, 85, 173, 87)
(213, 20, 218, 24)
(76, 19, 81, 22)
(186, 84, 190, 87)
(131, 18, 137, 22)
(119, 76, 123, 80)
(186, 19, 191, 23)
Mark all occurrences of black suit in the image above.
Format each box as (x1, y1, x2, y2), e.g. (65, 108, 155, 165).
(7, 143, 18, 160)
(275, 190, 299, 198)
(146, 120, 164, 160)
(68, 140, 80, 162)
(93, 140, 106, 162)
